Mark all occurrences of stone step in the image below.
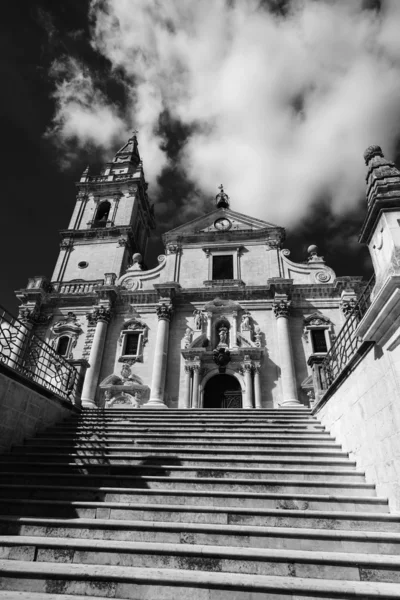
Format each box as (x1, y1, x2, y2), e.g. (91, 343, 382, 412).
(34, 431, 333, 441)
(51, 422, 325, 431)
(3, 560, 400, 600)
(78, 414, 315, 419)
(3, 515, 400, 554)
(0, 462, 365, 481)
(22, 439, 341, 450)
(2, 451, 355, 467)
(0, 498, 395, 527)
(9, 445, 349, 458)
(69, 417, 319, 425)
(3, 535, 400, 583)
(0, 473, 375, 495)
(0, 484, 387, 511)
(78, 409, 313, 415)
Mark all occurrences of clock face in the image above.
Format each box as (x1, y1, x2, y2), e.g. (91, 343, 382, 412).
(214, 217, 232, 231)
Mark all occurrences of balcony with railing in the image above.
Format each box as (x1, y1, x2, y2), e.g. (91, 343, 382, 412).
(0, 305, 82, 405)
(319, 275, 376, 392)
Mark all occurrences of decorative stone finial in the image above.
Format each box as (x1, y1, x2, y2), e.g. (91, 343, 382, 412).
(363, 145, 384, 165)
(216, 184, 230, 209)
(307, 244, 324, 263)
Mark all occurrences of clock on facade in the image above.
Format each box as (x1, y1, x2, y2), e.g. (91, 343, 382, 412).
(214, 217, 232, 231)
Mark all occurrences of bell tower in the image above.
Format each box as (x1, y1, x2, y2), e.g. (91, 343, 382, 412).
(52, 133, 155, 285)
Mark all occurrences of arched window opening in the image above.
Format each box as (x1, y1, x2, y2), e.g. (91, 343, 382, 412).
(93, 201, 111, 228)
(56, 336, 70, 357)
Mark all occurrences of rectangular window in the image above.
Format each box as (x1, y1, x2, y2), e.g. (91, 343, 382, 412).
(212, 255, 234, 280)
(124, 332, 140, 356)
(311, 329, 328, 353)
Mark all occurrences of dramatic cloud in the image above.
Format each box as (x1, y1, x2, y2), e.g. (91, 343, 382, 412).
(48, 0, 400, 226)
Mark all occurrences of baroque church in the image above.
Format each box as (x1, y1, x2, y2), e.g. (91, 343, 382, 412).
(16, 134, 362, 410)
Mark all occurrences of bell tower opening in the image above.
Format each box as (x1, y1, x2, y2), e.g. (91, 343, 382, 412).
(203, 374, 242, 409)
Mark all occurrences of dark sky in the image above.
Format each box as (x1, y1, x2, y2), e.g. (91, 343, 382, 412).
(1, 1, 381, 315)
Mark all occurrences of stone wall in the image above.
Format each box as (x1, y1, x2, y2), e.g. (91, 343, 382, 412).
(314, 336, 400, 511)
(0, 364, 78, 454)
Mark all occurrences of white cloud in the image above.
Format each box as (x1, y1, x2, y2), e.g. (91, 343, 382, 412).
(50, 0, 400, 226)
(49, 57, 126, 149)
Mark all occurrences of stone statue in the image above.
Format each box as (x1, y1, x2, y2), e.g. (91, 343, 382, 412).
(183, 327, 193, 348)
(241, 311, 251, 331)
(218, 325, 228, 346)
(193, 310, 203, 330)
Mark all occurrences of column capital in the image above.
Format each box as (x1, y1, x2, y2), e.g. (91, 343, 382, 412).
(340, 297, 357, 318)
(241, 360, 254, 373)
(184, 364, 193, 374)
(156, 303, 173, 322)
(88, 306, 112, 325)
(273, 298, 291, 319)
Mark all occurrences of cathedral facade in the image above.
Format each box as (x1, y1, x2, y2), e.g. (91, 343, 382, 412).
(16, 136, 362, 410)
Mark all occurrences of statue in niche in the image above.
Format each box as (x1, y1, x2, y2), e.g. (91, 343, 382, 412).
(193, 310, 203, 330)
(217, 324, 229, 347)
(241, 311, 251, 331)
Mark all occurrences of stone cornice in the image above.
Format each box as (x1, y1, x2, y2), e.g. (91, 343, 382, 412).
(163, 226, 285, 247)
(59, 226, 134, 242)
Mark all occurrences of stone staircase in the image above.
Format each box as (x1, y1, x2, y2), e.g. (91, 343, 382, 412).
(1, 408, 400, 599)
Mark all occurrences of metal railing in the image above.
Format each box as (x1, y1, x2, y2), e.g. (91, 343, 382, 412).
(0, 305, 80, 403)
(321, 275, 376, 388)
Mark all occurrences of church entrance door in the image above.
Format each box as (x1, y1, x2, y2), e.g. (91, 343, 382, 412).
(203, 374, 242, 409)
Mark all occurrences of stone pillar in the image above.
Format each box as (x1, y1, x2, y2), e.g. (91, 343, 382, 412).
(242, 359, 254, 409)
(192, 364, 200, 408)
(147, 303, 173, 409)
(67, 358, 90, 409)
(254, 363, 262, 409)
(206, 312, 212, 346)
(81, 307, 112, 409)
(273, 297, 300, 407)
(182, 364, 192, 409)
(231, 312, 238, 348)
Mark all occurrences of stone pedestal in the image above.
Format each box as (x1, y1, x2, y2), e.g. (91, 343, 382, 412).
(81, 307, 112, 408)
(146, 303, 173, 409)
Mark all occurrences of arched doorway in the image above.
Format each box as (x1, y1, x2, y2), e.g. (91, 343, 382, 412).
(203, 374, 242, 409)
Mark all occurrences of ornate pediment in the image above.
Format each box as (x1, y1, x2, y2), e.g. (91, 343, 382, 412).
(163, 208, 285, 247)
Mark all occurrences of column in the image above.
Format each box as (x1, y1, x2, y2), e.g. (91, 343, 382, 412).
(182, 364, 192, 409)
(81, 306, 112, 409)
(242, 360, 254, 409)
(254, 363, 262, 409)
(146, 303, 173, 408)
(192, 365, 200, 408)
(273, 298, 300, 406)
(206, 312, 212, 346)
(231, 312, 238, 348)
